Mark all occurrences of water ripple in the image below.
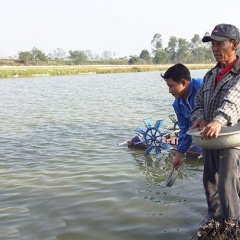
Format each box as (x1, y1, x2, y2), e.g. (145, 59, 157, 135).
(0, 71, 208, 239)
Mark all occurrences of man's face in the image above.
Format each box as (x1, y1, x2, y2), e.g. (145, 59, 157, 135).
(211, 40, 236, 63)
(165, 78, 187, 99)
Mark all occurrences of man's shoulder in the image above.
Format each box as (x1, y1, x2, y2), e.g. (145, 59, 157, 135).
(191, 78, 203, 90)
(192, 77, 203, 84)
(232, 56, 240, 74)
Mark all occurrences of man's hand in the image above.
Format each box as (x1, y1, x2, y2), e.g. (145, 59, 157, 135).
(200, 120, 222, 140)
(172, 152, 184, 170)
(190, 118, 207, 131)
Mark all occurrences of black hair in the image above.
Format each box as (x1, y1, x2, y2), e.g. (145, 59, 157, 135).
(161, 63, 191, 83)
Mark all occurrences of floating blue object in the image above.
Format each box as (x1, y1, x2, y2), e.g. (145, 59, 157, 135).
(135, 117, 173, 155)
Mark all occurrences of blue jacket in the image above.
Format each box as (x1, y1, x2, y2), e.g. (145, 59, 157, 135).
(173, 78, 203, 154)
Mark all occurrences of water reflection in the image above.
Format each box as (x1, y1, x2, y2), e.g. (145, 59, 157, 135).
(129, 146, 203, 186)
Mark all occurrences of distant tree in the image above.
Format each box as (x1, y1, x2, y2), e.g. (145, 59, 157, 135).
(101, 51, 114, 60)
(200, 32, 215, 63)
(153, 50, 168, 64)
(53, 48, 66, 60)
(31, 47, 48, 63)
(166, 36, 178, 62)
(139, 50, 150, 60)
(68, 50, 87, 64)
(47, 53, 54, 60)
(176, 38, 190, 62)
(18, 51, 33, 65)
(84, 49, 94, 60)
(203, 46, 215, 63)
(128, 55, 140, 65)
(94, 53, 100, 60)
(191, 34, 202, 62)
(191, 34, 201, 46)
(151, 33, 163, 56)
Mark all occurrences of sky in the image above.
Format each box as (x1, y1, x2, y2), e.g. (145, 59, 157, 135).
(1, 0, 240, 58)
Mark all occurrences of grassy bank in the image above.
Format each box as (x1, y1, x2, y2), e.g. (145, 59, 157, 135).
(0, 64, 214, 78)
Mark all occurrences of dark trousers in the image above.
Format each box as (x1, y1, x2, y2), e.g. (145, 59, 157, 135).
(203, 148, 240, 222)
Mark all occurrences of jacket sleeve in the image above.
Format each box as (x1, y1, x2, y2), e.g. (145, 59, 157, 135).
(213, 75, 240, 126)
(174, 105, 192, 154)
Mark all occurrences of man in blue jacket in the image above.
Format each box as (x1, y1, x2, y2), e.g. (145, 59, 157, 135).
(161, 63, 203, 169)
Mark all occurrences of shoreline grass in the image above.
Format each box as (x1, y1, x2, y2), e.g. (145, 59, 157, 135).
(0, 64, 214, 78)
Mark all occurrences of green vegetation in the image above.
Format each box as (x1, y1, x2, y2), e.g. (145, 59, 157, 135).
(0, 64, 214, 78)
(1, 32, 219, 66)
(1, 31, 239, 78)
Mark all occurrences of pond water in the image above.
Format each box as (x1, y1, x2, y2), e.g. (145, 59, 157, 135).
(0, 70, 208, 240)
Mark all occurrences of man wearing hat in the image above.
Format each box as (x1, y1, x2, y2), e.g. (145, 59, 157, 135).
(191, 24, 240, 238)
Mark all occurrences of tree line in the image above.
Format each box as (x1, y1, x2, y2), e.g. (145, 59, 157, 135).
(6, 32, 240, 66)
(134, 32, 240, 64)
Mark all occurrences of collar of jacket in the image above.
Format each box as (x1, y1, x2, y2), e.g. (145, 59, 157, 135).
(178, 79, 195, 105)
(213, 55, 240, 73)
(188, 78, 196, 93)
